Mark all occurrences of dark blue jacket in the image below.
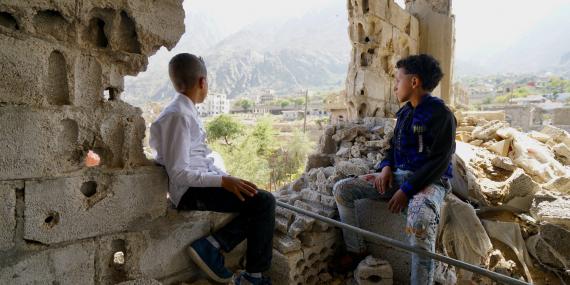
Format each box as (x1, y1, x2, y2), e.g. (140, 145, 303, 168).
(375, 94, 456, 198)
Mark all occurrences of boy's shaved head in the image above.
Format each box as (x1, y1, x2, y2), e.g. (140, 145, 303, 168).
(169, 53, 207, 94)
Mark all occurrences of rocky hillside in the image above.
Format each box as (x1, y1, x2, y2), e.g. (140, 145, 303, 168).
(124, 1, 350, 105)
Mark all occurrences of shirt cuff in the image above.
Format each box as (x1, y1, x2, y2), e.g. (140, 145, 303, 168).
(400, 181, 415, 198)
(204, 174, 223, 187)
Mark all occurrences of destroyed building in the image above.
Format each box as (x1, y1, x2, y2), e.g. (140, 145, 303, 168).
(1, 0, 569, 285)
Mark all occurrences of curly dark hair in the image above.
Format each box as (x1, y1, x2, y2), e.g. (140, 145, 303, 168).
(396, 54, 444, 92)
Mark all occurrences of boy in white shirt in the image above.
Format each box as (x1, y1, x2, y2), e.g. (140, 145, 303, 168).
(150, 53, 275, 285)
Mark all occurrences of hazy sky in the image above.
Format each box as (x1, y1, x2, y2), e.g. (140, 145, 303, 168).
(454, 0, 570, 60)
(184, 0, 570, 61)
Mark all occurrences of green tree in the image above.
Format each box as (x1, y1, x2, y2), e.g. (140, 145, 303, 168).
(293, 97, 305, 108)
(279, 99, 291, 108)
(546, 77, 570, 99)
(206, 114, 242, 145)
(251, 116, 278, 156)
(268, 130, 314, 189)
(239, 99, 253, 111)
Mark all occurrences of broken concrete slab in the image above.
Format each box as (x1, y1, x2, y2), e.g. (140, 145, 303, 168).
(24, 167, 168, 244)
(482, 220, 533, 283)
(439, 194, 493, 281)
(531, 192, 570, 229)
(487, 139, 512, 157)
(491, 156, 517, 171)
(472, 120, 509, 141)
(356, 199, 410, 284)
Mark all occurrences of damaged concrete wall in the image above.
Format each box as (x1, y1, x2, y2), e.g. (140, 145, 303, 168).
(345, 0, 455, 120)
(0, 1, 243, 284)
(405, 0, 455, 104)
(345, 0, 420, 119)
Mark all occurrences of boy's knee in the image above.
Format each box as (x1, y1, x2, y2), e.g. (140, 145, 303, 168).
(406, 202, 438, 241)
(333, 178, 354, 205)
(254, 190, 276, 211)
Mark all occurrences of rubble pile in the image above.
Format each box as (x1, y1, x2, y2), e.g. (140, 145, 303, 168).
(268, 118, 395, 285)
(274, 114, 570, 284)
(449, 113, 570, 284)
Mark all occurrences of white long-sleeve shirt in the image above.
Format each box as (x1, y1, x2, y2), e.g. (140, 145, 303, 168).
(150, 94, 227, 207)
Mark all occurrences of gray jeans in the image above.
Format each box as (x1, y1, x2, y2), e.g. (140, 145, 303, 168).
(332, 169, 450, 285)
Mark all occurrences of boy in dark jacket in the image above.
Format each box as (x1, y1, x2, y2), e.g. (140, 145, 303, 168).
(333, 54, 456, 284)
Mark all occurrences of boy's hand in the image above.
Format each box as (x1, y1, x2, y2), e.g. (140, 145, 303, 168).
(388, 189, 408, 213)
(377, 167, 393, 194)
(222, 176, 258, 202)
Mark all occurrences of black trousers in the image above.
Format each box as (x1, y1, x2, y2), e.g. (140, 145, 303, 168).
(177, 187, 276, 273)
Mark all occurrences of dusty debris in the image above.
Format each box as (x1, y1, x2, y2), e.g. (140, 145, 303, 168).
(354, 255, 393, 285)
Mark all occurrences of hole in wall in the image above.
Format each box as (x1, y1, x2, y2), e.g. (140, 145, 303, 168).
(358, 103, 368, 118)
(362, 0, 369, 14)
(80, 181, 97, 197)
(116, 11, 141, 53)
(33, 10, 71, 41)
(360, 52, 368, 67)
(86, 17, 109, 48)
(357, 23, 365, 43)
(360, 89, 365, 96)
(104, 87, 120, 101)
(365, 275, 383, 282)
(0, 11, 19, 30)
(111, 239, 127, 266)
(381, 55, 391, 75)
(44, 211, 60, 228)
(47, 51, 70, 105)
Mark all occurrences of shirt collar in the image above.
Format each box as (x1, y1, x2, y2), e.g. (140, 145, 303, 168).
(176, 93, 198, 116)
(405, 93, 431, 109)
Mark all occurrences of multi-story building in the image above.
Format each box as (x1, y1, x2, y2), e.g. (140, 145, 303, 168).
(196, 92, 230, 117)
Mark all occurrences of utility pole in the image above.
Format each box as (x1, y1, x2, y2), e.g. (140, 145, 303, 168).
(303, 89, 308, 134)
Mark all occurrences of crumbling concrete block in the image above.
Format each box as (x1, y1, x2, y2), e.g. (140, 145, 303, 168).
(0, 181, 20, 251)
(356, 199, 410, 284)
(318, 125, 338, 154)
(274, 233, 302, 254)
(335, 160, 369, 178)
(305, 153, 333, 171)
(332, 126, 368, 142)
(299, 228, 339, 247)
(24, 167, 168, 244)
(0, 241, 95, 285)
(267, 249, 304, 285)
(355, 255, 393, 285)
(288, 215, 315, 238)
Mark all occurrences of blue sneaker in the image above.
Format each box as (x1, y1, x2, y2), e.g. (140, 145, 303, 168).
(232, 271, 272, 285)
(187, 237, 233, 283)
